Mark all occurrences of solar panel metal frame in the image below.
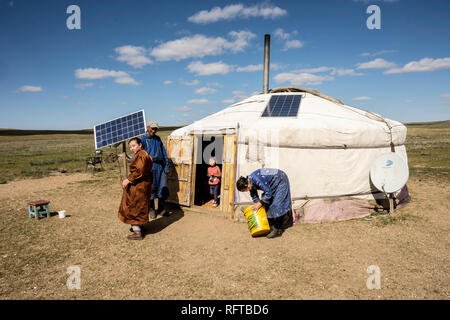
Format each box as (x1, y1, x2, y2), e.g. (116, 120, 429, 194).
(261, 94, 302, 118)
(93, 109, 146, 149)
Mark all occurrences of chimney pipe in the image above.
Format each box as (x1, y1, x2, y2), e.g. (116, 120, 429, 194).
(263, 34, 270, 94)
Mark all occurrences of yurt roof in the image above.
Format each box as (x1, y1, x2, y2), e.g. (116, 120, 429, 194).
(170, 87, 406, 147)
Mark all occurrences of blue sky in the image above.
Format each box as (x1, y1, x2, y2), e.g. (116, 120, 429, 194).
(1, 0, 449, 129)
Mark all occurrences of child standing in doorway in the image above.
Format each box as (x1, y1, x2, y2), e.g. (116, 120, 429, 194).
(207, 157, 221, 208)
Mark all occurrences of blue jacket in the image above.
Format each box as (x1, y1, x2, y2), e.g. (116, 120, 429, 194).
(140, 134, 169, 174)
(248, 168, 292, 219)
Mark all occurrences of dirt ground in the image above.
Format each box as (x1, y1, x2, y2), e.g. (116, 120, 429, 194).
(0, 169, 448, 300)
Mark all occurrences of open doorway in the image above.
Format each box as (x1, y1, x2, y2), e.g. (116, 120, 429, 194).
(194, 135, 223, 209)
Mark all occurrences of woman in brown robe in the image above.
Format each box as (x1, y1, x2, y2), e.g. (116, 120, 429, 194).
(118, 137, 152, 240)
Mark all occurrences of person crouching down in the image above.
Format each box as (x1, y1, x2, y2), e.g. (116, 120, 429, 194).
(207, 157, 221, 208)
(236, 168, 293, 239)
(118, 137, 153, 240)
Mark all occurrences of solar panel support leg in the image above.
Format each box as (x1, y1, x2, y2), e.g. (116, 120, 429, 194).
(389, 193, 394, 215)
(122, 142, 129, 177)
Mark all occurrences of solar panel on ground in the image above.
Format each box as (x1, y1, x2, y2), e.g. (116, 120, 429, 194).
(93, 110, 146, 149)
(261, 94, 302, 117)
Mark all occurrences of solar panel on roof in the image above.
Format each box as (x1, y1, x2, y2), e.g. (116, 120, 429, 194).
(261, 95, 302, 117)
(93, 110, 146, 149)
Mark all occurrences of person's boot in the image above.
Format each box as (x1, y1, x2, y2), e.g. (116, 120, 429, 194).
(157, 198, 168, 217)
(266, 227, 283, 239)
(127, 230, 143, 240)
(149, 199, 156, 219)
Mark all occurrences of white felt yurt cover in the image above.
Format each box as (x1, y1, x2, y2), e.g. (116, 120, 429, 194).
(170, 88, 408, 218)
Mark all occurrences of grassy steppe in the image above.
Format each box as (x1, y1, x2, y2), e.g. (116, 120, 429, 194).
(405, 121, 450, 182)
(0, 129, 174, 184)
(0, 122, 448, 183)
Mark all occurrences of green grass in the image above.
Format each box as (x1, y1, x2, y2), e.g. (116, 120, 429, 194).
(370, 211, 423, 227)
(0, 129, 176, 183)
(405, 121, 450, 182)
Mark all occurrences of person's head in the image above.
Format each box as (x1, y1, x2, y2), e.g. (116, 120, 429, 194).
(146, 121, 159, 136)
(128, 137, 143, 154)
(236, 176, 251, 192)
(209, 157, 216, 166)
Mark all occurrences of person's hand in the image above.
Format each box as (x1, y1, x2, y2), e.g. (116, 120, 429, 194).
(122, 179, 130, 189)
(251, 201, 262, 212)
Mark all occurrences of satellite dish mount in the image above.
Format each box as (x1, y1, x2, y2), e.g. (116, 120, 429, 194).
(370, 152, 409, 214)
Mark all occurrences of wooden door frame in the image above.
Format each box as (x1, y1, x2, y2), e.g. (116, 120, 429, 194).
(191, 133, 226, 211)
(189, 133, 237, 219)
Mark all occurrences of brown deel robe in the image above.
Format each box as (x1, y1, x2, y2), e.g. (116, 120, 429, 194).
(118, 149, 153, 225)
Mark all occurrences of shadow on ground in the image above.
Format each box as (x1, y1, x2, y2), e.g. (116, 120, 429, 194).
(142, 210, 184, 235)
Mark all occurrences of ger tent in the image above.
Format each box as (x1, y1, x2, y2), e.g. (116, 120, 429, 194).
(167, 87, 409, 223)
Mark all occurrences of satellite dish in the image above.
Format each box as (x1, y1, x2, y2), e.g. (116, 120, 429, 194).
(370, 152, 409, 193)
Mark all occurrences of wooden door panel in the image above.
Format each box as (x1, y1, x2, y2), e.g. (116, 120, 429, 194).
(220, 135, 237, 217)
(167, 136, 194, 206)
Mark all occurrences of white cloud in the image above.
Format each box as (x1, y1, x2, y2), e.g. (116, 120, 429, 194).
(274, 72, 334, 86)
(273, 28, 290, 40)
(187, 61, 232, 76)
(357, 58, 397, 69)
(75, 68, 140, 85)
(236, 63, 283, 72)
(222, 99, 236, 104)
(180, 79, 200, 86)
(296, 66, 363, 77)
(336, 68, 364, 76)
(172, 106, 192, 111)
(228, 30, 256, 52)
(270, 63, 283, 70)
(352, 96, 372, 101)
(405, 99, 414, 103)
(195, 87, 218, 95)
(353, 0, 399, 2)
(283, 39, 303, 51)
(222, 90, 249, 104)
(237, 64, 263, 72)
(150, 31, 255, 61)
(232, 90, 245, 96)
(274, 28, 304, 51)
(75, 68, 128, 79)
(439, 93, 450, 99)
(115, 45, 152, 69)
(75, 82, 93, 89)
(114, 76, 140, 86)
(163, 80, 173, 85)
(15, 85, 42, 93)
(360, 49, 398, 57)
(297, 66, 335, 73)
(384, 57, 450, 74)
(187, 99, 210, 104)
(206, 82, 222, 87)
(188, 3, 287, 24)
(273, 64, 361, 86)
